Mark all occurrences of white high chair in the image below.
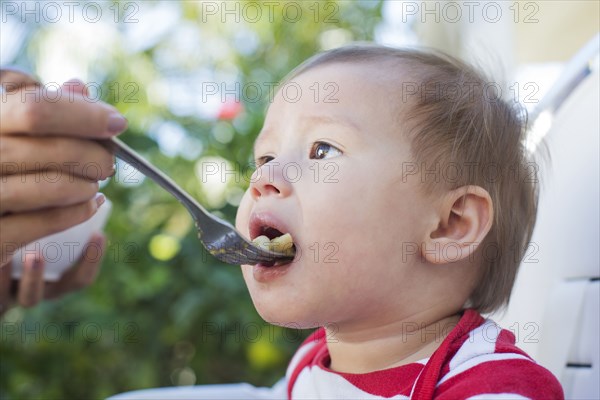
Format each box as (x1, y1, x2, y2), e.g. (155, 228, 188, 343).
(495, 33, 600, 399)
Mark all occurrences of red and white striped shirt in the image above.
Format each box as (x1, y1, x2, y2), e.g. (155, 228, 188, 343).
(285, 309, 563, 399)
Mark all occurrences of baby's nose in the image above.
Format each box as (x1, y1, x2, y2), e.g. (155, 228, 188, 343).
(249, 161, 292, 200)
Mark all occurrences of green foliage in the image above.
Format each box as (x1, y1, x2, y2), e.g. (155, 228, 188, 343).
(1, 2, 383, 398)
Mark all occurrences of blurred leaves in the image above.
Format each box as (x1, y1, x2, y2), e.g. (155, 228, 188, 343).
(1, 1, 383, 398)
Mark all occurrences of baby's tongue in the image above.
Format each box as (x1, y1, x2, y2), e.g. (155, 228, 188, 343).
(252, 233, 295, 257)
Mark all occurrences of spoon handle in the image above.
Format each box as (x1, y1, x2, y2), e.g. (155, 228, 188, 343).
(100, 137, 209, 223)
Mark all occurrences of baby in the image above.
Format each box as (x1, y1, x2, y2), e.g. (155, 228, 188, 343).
(0, 44, 564, 399)
(234, 45, 564, 398)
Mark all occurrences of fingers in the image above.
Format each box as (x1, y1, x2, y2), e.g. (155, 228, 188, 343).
(0, 260, 13, 315)
(0, 68, 40, 92)
(0, 195, 105, 261)
(46, 233, 105, 299)
(0, 70, 127, 138)
(0, 253, 47, 312)
(0, 136, 115, 181)
(0, 71, 114, 313)
(17, 253, 44, 307)
(0, 174, 99, 214)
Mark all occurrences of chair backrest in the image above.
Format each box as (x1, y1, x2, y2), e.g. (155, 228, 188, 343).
(494, 34, 600, 399)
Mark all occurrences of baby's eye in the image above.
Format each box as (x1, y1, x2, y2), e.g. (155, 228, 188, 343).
(255, 155, 275, 168)
(310, 142, 342, 160)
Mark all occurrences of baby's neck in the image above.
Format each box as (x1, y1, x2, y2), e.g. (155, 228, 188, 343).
(326, 312, 461, 374)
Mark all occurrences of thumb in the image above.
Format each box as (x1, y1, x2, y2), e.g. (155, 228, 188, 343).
(0, 258, 14, 315)
(18, 253, 45, 308)
(75, 233, 106, 286)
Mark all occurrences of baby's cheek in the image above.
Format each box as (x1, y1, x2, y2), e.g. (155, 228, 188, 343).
(235, 189, 253, 237)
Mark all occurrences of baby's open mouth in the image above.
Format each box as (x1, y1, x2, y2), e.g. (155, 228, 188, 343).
(252, 226, 296, 258)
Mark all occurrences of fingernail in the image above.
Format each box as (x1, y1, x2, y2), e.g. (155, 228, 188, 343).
(107, 113, 128, 134)
(25, 253, 43, 270)
(32, 255, 43, 270)
(63, 78, 84, 88)
(63, 78, 81, 85)
(90, 233, 106, 247)
(95, 193, 106, 208)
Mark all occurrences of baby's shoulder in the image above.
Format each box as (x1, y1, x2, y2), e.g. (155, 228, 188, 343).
(435, 319, 564, 399)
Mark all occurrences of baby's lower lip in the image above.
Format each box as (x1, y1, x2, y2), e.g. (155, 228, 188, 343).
(252, 259, 294, 283)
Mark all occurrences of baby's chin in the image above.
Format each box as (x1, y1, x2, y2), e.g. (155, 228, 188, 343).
(255, 306, 324, 330)
(244, 282, 327, 329)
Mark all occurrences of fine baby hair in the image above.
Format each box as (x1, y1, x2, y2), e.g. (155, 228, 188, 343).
(286, 44, 538, 313)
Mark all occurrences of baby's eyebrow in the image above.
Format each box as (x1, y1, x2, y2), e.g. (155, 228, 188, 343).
(253, 114, 362, 156)
(301, 114, 362, 134)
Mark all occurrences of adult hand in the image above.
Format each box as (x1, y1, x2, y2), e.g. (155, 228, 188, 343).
(0, 68, 125, 313)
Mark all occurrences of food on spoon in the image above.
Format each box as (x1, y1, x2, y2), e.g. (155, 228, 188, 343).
(270, 233, 295, 257)
(252, 235, 271, 251)
(252, 232, 295, 257)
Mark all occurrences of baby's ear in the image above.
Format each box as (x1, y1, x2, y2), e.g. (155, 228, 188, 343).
(423, 186, 493, 264)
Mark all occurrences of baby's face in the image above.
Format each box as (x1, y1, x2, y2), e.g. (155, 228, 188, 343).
(236, 63, 436, 329)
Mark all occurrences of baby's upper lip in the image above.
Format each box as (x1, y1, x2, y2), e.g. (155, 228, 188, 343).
(249, 211, 293, 241)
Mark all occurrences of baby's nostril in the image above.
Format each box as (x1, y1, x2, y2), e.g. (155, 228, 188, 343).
(251, 187, 262, 198)
(251, 184, 280, 198)
(265, 184, 280, 194)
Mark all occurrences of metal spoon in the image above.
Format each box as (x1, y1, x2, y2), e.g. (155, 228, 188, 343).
(102, 137, 293, 265)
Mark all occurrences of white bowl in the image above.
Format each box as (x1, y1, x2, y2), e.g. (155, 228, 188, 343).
(11, 197, 112, 281)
